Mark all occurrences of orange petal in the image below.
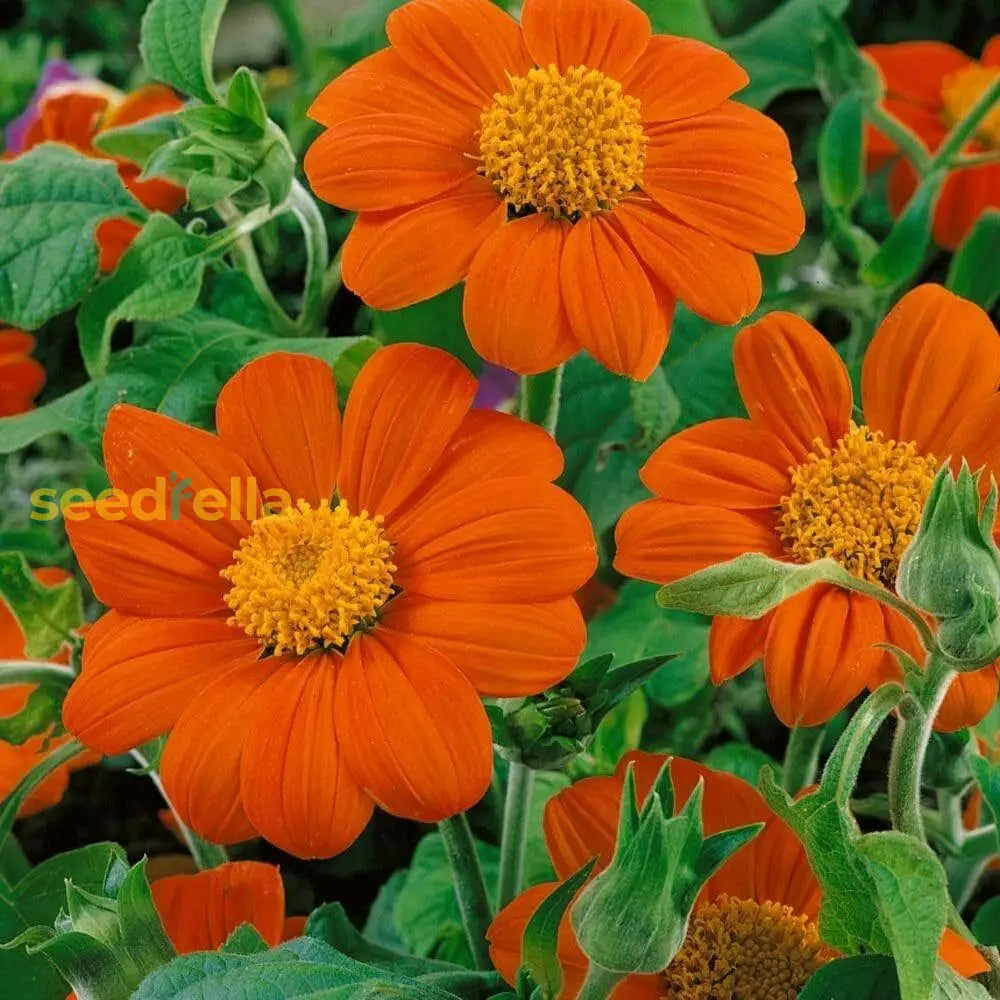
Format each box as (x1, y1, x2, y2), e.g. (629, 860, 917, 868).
(342, 177, 504, 310)
(764, 586, 885, 727)
(984, 36, 1000, 66)
(943, 394, 1000, 489)
(621, 35, 749, 123)
(152, 862, 286, 953)
(614, 500, 783, 585)
(464, 216, 580, 376)
(120, 163, 185, 216)
(639, 418, 793, 509)
(611, 199, 762, 325)
(383, 593, 585, 696)
(866, 99, 946, 170)
(520, 0, 650, 78)
(0, 740, 70, 817)
(97, 218, 141, 273)
(643, 101, 803, 255)
(935, 666, 999, 734)
(931, 161, 1000, 251)
(544, 773, 625, 878)
(102, 84, 184, 130)
(709, 613, 772, 683)
(0, 356, 45, 416)
(863, 42, 971, 109)
(0, 329, 36, 356)
(665, 755, 771, 834)
(304, 118, 475, 213)
(939, 928, 991, 978)
(392, 478, 597, 603)
(861, 284, 1000, 456)
(0, 568, 70, 658)
(735, 311, 853, 462)
(239, 655, 375, 858)
(161, 660, 274, 845)
(63, 611, 259, 756)
(216, 352, 341, 507)
(334, 629, 492, 821)
(338, 343, 476, 517)
(561, 215, 669, 380)
(31, 87, 110, 151)
(386, 0, 532, 108)
(869, 605, 925, 693)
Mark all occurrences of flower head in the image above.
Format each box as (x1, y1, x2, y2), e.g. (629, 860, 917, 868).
(615, 284, 1000, 730)
(864, 36, 1000, 249)
(4, 59, 82, 154)
(10, 78, 185, 271)
(305, 0, 803, 380)
(63, 345, 596, 858)
(0, 329, 45, 417)
(488, 753, 986, 997)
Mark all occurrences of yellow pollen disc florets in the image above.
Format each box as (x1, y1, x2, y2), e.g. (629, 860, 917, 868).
(221, 499, 396, 655)
(478, 64, 647, 219)
(660, 896, 829, 999)
(941, 64, 1000, 147)
(779, 423, 938, 587)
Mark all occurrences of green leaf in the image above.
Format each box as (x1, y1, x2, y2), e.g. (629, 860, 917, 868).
(0, 844, 127, 1000)
(116, 860, 176, 975)
(704, 743, 780, 786)
(77, 214, 228, 376)
(221, 924, 269, 955)
(0, 144, 139, 329)
(0, 311, 377, 459)
(972, 897, 1000, 946)
(800, 955, 900, 999)
(140, 0, 229, 103)
(0, 684, 64, 746)
(857, 832, 947, 1000)
(947, 210, 1000, 311)
(0, 553, 82, 659)
(224, 67, 268, 132)
(630, 367, 680, 448)
(93, 115, 184, 168)
(522, 860, 596, 998)
(591, 690, 648, 774)
(820, 93, 865, 209)
(861, 174, 943, 288)
(931, 963, 992, 999)
(969, 755, 1000, 854)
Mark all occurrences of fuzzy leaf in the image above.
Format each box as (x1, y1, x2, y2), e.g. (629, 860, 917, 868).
(0, 553, 82, 659)
(140, 0, 229, 103)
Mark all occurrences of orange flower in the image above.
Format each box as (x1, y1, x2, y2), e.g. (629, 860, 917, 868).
(63, 345, 596, 858)
(488, 752, 987, 997)
(304, 0, 803, 380)
(0, 329, 45, 417)
(614, 284, 1000, 730)
(16, 81, 185, 271)
(864, 37, 1000, 250)
(0, 567, 88, 816)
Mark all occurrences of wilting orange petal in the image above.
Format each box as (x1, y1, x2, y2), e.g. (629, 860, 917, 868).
(614, 500, 782, 585)
(709, 613, 773, 683)
(383, 593, 585, 697)
(611, 199, 762, 326)
(239, 654, 375, 858)
(464, 216, 580, 376)
(392, 478, 597, 603)
(152, 862, 286, 953)
(342, 177, 504, 310)
(639, 418, 792, 509)
(63, 611, 259, 756)
(520, 0, 650, 79)
(643, 101, 803, 255)
(735, 311, 853, 462)
(862, 284, 1000, 457)
(334, 629, 492, 821)
(161, 660, 274, 845)
(764, 586, 885, 727)
(0, 356, 45, 417)
(561, 215, 668, 381)
(338, 343, 476, 517)
(216, 352, 341, 508)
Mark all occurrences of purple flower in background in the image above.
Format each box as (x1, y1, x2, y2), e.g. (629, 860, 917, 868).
(4, 59, 82, 154)
(473, 362, 519, 411)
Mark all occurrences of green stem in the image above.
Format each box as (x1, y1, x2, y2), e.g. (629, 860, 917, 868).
(846, 574, 937, 652)
(867, 104, 932, 174)
(577, 963, 625, 1000)
(782, 725, 825, 795)
(888, 654, 955, 841)
(0, 661, 76, 686)
(496, 762, 533, 909)
(953, 150, 1000, 168)
(930, 77, 1000, 171)
(518, 366, 564, 437)
(288, 179, 330, 334)
(265, 0, 310, 82)
(438, 815, 494, 971)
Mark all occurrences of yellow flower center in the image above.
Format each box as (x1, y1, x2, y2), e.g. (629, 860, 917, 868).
(478, 64, 647, 219)
(779, 423, 938, 588)
(660, 896, 828, 999)
(941, 64, 1000, 147)
(221, 499, 396, 655)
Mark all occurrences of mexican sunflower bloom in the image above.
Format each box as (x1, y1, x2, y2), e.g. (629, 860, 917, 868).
(8, 78, 185, 272)
(0, 567, 89, 816)
(489, 753, 987, 997)
(615, 284, 1000, 730)
(62, 345, 596, 858)
(0, 329, 45, 417)
(304, 0, 804, 380)
(865, 37, 1000, 250)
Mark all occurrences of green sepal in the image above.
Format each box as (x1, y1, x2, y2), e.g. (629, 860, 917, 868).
(819, 93, 865, 209)
(0, 552, 83, 660)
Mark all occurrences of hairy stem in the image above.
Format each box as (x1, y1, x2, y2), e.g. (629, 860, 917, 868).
(577, 963, 625, 1000)
(497, 762, 534, 909)
(782, 725, 825, 795)
(438, 814, 495, 970)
